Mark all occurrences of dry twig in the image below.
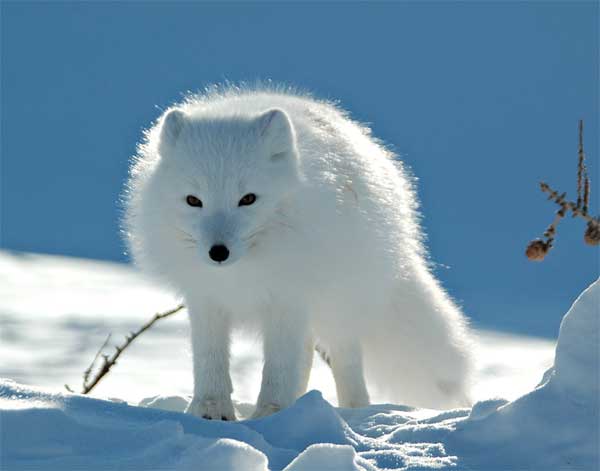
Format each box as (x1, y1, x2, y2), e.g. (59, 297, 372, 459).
(526, 120, 600, 261)
(66, 304, 185, 394)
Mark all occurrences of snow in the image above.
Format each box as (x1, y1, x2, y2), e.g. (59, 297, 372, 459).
(0, 251, 554, 406)
(553, 278, 599, 401)
(1, 250, 598, 470)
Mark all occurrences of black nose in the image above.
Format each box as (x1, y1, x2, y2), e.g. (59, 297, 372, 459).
(209, 244, 229, 263)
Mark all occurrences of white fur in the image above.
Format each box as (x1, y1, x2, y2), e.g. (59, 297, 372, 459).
(123, 85, 474, 419)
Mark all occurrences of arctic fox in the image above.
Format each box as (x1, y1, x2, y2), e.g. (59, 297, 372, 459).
(124, 85, 473, 420)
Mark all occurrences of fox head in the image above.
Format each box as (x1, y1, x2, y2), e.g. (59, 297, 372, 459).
(143, 107, 301, 267)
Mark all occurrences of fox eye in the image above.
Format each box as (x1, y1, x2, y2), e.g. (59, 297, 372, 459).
(186, 195, 203, 207)
(238, 193, 257, 206)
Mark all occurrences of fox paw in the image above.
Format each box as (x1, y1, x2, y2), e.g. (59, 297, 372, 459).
(251, 402, 282, 419)
(186, 395, 236, 421)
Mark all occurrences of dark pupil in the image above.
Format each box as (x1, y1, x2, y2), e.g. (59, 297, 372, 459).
(186, 195, 202, 207)
(240, 194, 256, 206)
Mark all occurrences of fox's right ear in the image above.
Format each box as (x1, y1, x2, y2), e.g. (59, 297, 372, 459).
(159, 109, 187, 151)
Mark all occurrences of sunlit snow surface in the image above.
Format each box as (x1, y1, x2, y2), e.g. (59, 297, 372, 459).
(1, 251, 597, 470)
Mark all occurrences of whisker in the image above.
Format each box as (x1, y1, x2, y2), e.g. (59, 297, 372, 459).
(172, 227, 196, 238)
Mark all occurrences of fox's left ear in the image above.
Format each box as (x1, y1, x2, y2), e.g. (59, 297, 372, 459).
(257, 109, 298, 162)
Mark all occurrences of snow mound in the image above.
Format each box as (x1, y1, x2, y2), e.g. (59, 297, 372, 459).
(284, 444, 372, 471)
(0, 379, 286, 471)
(449, 278, 599, 470)
(553, 278, 599, 401)
(245, 391, 350, 451)
(139, 394, 191, 413)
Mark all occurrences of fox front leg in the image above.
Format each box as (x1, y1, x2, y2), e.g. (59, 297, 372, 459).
(253, 311, 313, 418)
(185, 307, 236, 421)
(324, 338, 370, 408)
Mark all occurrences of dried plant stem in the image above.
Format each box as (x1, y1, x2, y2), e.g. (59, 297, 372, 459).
(577, 120, 585, 210)
(541, 182, 595, 223)
(583, 170, 590, 216)
(66, 304, 185, 395)
(526, 120, 599, 260)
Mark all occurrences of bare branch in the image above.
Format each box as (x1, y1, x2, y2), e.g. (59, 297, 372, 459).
(83, 333, 112, 388)
(67, 304, 185, 395)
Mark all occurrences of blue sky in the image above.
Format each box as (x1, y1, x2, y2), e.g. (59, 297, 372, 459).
(1, 2, 598, 337)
